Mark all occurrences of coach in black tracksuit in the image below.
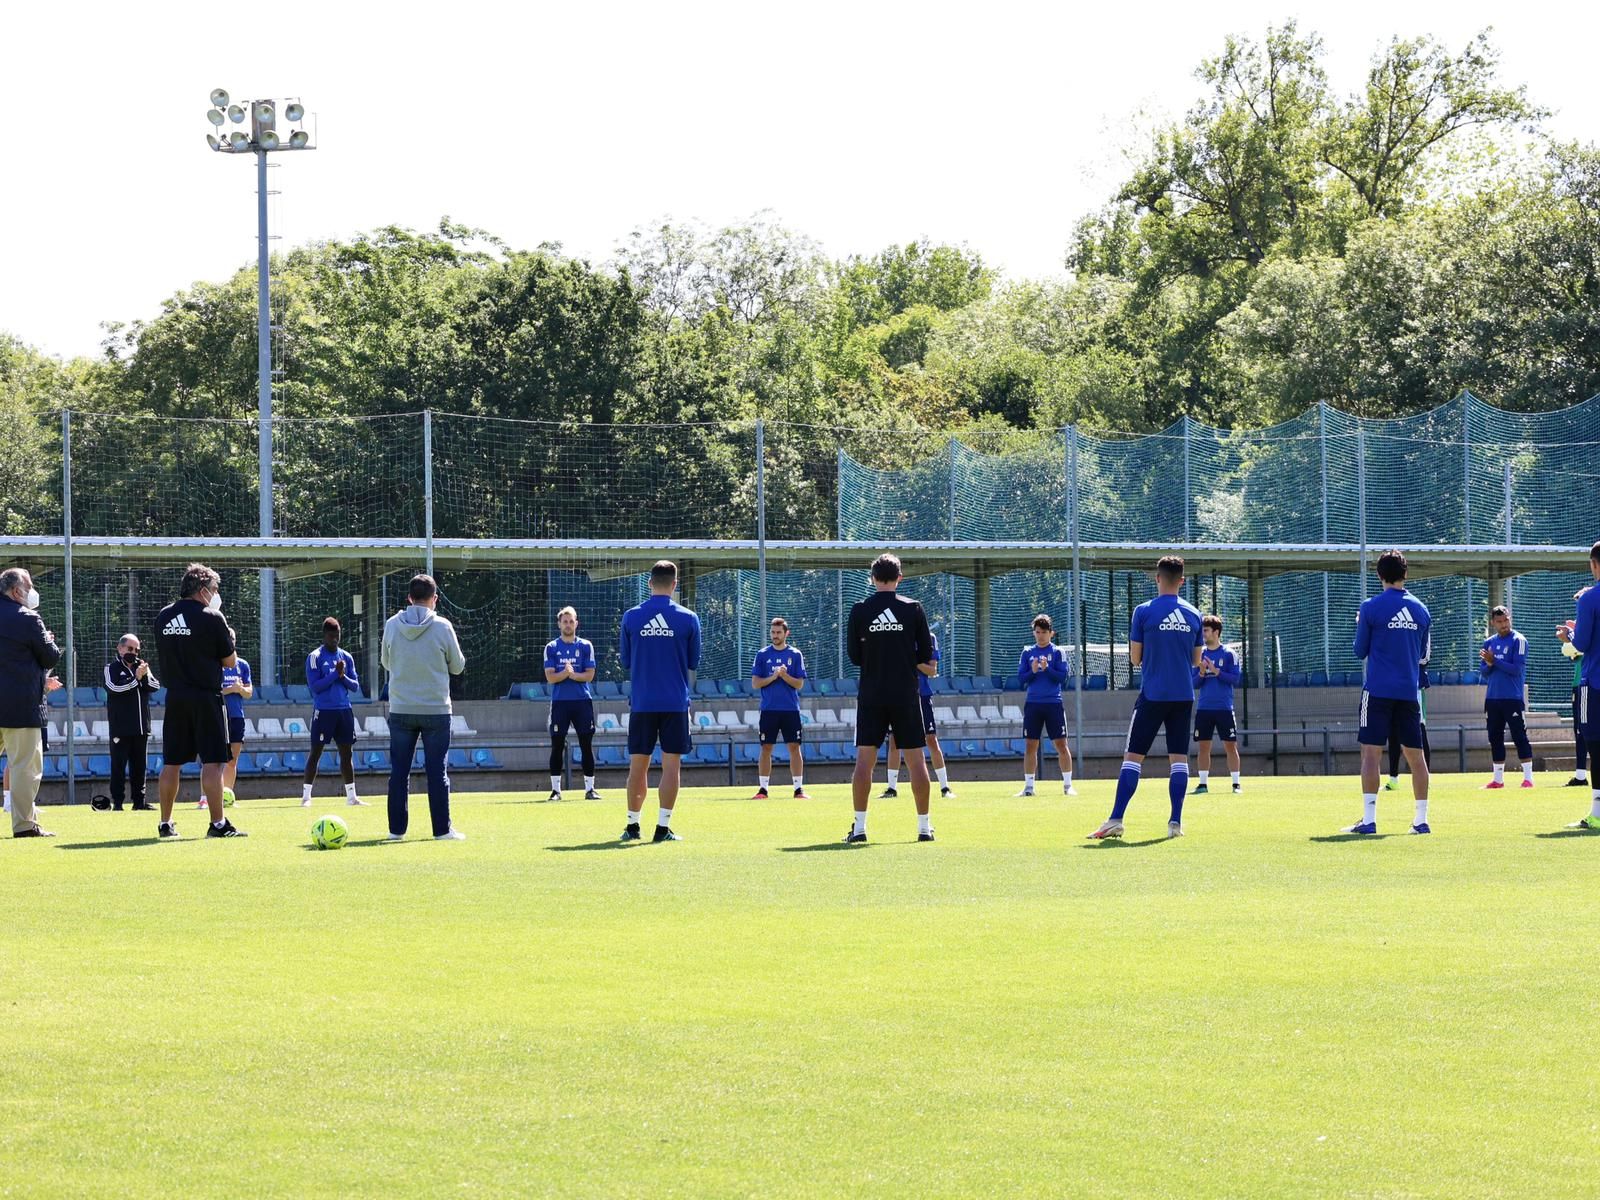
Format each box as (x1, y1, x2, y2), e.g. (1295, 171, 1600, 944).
(843, 553, 935, 844)
(104, 634, 159, 811)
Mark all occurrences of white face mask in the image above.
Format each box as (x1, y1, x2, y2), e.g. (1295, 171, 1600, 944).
(24, 588, 39, 609)
(205, 591, 223, 614)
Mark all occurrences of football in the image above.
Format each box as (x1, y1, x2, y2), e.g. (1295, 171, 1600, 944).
(310, 814, 348, 850)
(222, 787, 236, 807)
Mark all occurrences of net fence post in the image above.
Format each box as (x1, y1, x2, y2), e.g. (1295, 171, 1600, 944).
(1068, 426, 1083, 767)
(1182, 414, 1191, 544)
(756, 418, 767, 637)
(423, 409, 434, 578)
(836, 444, 845, 677)
(63, 409, 77, 806)
(947, 436, 957, 671)
(1503, 458, 1514, 611)
(1356, 424, 1368, 587)
(1319, 403, 1329, 675)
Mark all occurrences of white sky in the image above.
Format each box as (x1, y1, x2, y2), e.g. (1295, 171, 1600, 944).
(3, 1, 1596, 360)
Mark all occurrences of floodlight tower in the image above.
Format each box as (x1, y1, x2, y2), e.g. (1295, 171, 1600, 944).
(204, 89, 314, 684)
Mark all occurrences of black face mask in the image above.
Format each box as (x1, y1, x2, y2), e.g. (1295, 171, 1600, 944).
(123, 653, 139, 665)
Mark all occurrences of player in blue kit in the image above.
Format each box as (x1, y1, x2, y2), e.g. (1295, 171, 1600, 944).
(751, 617, 808, 800)
(301, 617, 365, 808)
(218, 653, 252, 806)
(1016, 615, 1074, 797)
(1090, 556, 1203, 840)
(883, 632, 955, 801)
(1191, 614, 1241, 794)
(1347, 550, 1432, 834)
(544, 606, 601, 802)
(1562, 541, 1600, 830)
(619, 561, 701, 843)
(1479, 605, 1533, 789)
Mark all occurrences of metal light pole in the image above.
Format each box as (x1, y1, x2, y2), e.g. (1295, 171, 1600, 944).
(205, 89, 314, 685)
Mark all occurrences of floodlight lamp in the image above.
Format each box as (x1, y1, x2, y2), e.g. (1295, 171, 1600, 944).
(255, 101, 274, 121)
(285, 102, 304, 122)
(229, 131, 250, 150)
(210, 88, 229, 108)
(288, 130, 308, 149)
(260, 130, 279, 150)
(207, 133, 221, 150)
(228, 104, 246, 123)
(207, 108, 224, 126)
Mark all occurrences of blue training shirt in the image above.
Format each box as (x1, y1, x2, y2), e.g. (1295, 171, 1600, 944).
(919, 635, 941, 699)
(1479, 630, 1528, 703)
(1573, 586, 1600, 688)
(1354, 588, 1432, 701)
(1130, 594, 1204, 703)
(752, 645, 806, 712)
(544, 636, 596, 702)
(1192, 645, 1240, 712)
(307, 645, 360, 710)
(221, 657, 252, 720)
(620, 594, 701, 713)
(1017, 642, 1069, 705)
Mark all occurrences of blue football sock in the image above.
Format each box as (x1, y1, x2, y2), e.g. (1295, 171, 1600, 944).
(1169, 763, 1188, 823)
(1110, 761, 1141, 820)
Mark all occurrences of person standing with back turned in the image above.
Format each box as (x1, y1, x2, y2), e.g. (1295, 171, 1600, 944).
(845, 554, 935, 844)
(381, 573, 468, 841)
(619, 561, 701, 843)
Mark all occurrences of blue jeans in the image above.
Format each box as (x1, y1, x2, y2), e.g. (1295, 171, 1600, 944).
(387, 712, 452, 837)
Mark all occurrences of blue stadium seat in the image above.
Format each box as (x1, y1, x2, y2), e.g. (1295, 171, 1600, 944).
(504, 683, 524, 700)
(813, 679, 835, 697)
(619, 680, 632, 699)
(737, 679, 759, 697)
(252, 752, 278, 774)
(318, 749, 339, 773)
(283, 751, 308, 773)
(447, 748, 473, 771)
(362, 750, 391, 774)
(471, 748, 504, 769)
(719, 681, 743, 699)
(735, 743, 759, 765)
(86, 754, 112, 778)
(149, 688, 168, 706)
(43, 757, 63, 780)
(234, 752, 261, 776)
(1289, 672, 1310, 687)
(180, 760, 201, 778)
(412, 749, 425, 770)
(928, 676, 953, 695)
(1344, 670, 1365, 688)
(985, 738, 1013, 758)
(146, 753, 164, 775)
(593, 681, 621, 699)
(257, 684, 290, 705)
(831, 678, 858, 696)
(699, 743, 730, 765)
(951, 676, 982, 695)
(523, 682, 550, 700)
(597, 746, 628, 768)
(46, 689, 68, 707)
(1009, 738, 1027, 756)
(1086, 674, 1107, 691)
(695, 679, 722, 698)
(1310, 670, 1330, 687)
(74, 687, 103, 708)
(285, 684, 312, 705)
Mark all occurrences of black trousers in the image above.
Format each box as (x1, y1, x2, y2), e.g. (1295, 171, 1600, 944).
(110, 735, 148, 806)
(1486, 699, 1532, 763)
(1574, 687, 1588, 772)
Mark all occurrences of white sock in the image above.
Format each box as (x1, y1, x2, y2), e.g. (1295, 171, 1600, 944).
(1231, 771, 1240, 785)
(1362, 793, 1377, 824)
(918, 812, 932, 835)
(853, 810, 867, 835)
(1575, 768, 1588, 782)
(551, 775, 562, 792)
(935, 767, 949, 786)
(301, 783, 312, 802)
(759, 775, 770, 790)
(657, 807, 673, 828)
(1493, 763, 1504, 783)
(212, 818, 227, 829)
(886, 770, 898, 788)
(344, 782, 357, 800)
(583, 776, 596, 791)
(1024, 773, 1035, 790)
(1522, 763, 1534, 783)
(627, 807, 641, 826)
(1197, 770, 1209, 785)
(1062, 771, 1073, 788)
(2, 790, 9, 813)
(792, 776, 803, 791)
(1415, 797, 1429, 826)
(1388, 775, 1399, 787)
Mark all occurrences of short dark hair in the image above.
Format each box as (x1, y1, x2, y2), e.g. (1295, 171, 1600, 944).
(408, 574, 437, 602)
(1489, 605, 1509, 619)
(1156, 555, 1185, 583)
(1202, 614, 1222, 632)
(1590, 540, 1600, 563)
(180, 562, 220, 598)
(871, 554, 902, 583)
(323, 616, 341, 634)
(1032, 614, 1053, 631)
(650, 560, 678, 587)
(771, 616, 789, 629)
(1376, 550, 1408, 584)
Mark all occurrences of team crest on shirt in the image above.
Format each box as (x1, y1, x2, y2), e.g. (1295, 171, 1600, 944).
(869, 610, 904, 632)
(1388, 607, 1420, 630)
(1157, 610, 1193, 632)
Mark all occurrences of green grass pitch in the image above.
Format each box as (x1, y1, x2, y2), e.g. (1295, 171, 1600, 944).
(5, 775, 1600, 1198)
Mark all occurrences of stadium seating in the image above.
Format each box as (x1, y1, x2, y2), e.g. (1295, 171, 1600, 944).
(597, 746, 628, 767)
(256, 684, 290, 705)
(147, 753, 164, 774)
(43, 757, 63, 780)
(256, 717, 285, 739)
(695, 680, 721, 698)
(284, 717, 308, 737)
(284, 684, 312, 704)
(597, 712, 623, 733)
(87, 754, 112, 778)
(979, 704, 1003, 724)
(361, 750, 390, 773)
(985, 738, 1013, 757)
(234, 752, 261, 776)
(692, 711, 717, 732)
(716, 711, 743, 731)
(593, 681, 622, 699)
(283, 751, 308, 773)
(447, 748, 473, 771)
(252, 752, 278, 774)
(955, 705, 981, 725)
(449, 714, 477, 737)
(472, 748, 504, 769)
(934, 705, 958, 727)
(1086, 675, 1108, 691)
(90, 721, 110, 741)
(814, 708, 840, 728)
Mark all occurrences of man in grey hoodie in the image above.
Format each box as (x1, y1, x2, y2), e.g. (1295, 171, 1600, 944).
(381, 573, 467, 840)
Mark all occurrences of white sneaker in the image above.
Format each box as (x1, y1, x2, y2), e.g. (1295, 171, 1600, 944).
(434, 829, 466, 841)
(1167, 820, 1184, 838)
(384, 832, 405, 842)
(300, 797, 312, 807)
(1087, 819, 1124, 840)
(1015, 787, 1035, 797)
(346, 796, 369, 806)
(1063, 784, 1078, 797)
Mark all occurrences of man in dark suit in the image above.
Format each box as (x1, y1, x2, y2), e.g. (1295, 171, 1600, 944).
(0, 567, 61, 838)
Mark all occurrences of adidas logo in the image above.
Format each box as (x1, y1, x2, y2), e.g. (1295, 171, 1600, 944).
(1157, 610, 1192, 633)
(1388, 607, 1419, 631)
(640, 613, 674, 637)
(869, 609, 904, 632)
(163, 614, 191, 637)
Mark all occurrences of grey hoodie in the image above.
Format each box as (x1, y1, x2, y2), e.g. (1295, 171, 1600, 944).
(381, 605, 466, 715)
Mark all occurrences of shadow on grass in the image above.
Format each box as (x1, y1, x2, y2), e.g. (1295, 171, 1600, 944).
(1075, 837, 1170, 849)
(56, 837, 163, 851)
(546, 841, 642, 852)
(1307, 834, 1393, 843)
(299, 837, 401, 851)
(779, 842, 880, 852)
(1533, 829, 1600, 839)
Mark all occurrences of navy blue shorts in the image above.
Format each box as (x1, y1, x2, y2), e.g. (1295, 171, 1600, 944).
(310, 708, 357, 748)
(1126, 697, 1193, 757)
(1023, 701, 1065, 741)
(227, 715, 246, 745)
(920, 695, 938, 736)
(1579, 686, 1600, 744)
(1194, 708, 1237, 743)
(628, 711, 692, 756)
(548, 699, 596, 737)
(1358, 693, 1422, 749)
(759, 710, 803, 745)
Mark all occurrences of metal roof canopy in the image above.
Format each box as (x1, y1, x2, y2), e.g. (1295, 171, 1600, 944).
(2, 537, 1587, 582)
